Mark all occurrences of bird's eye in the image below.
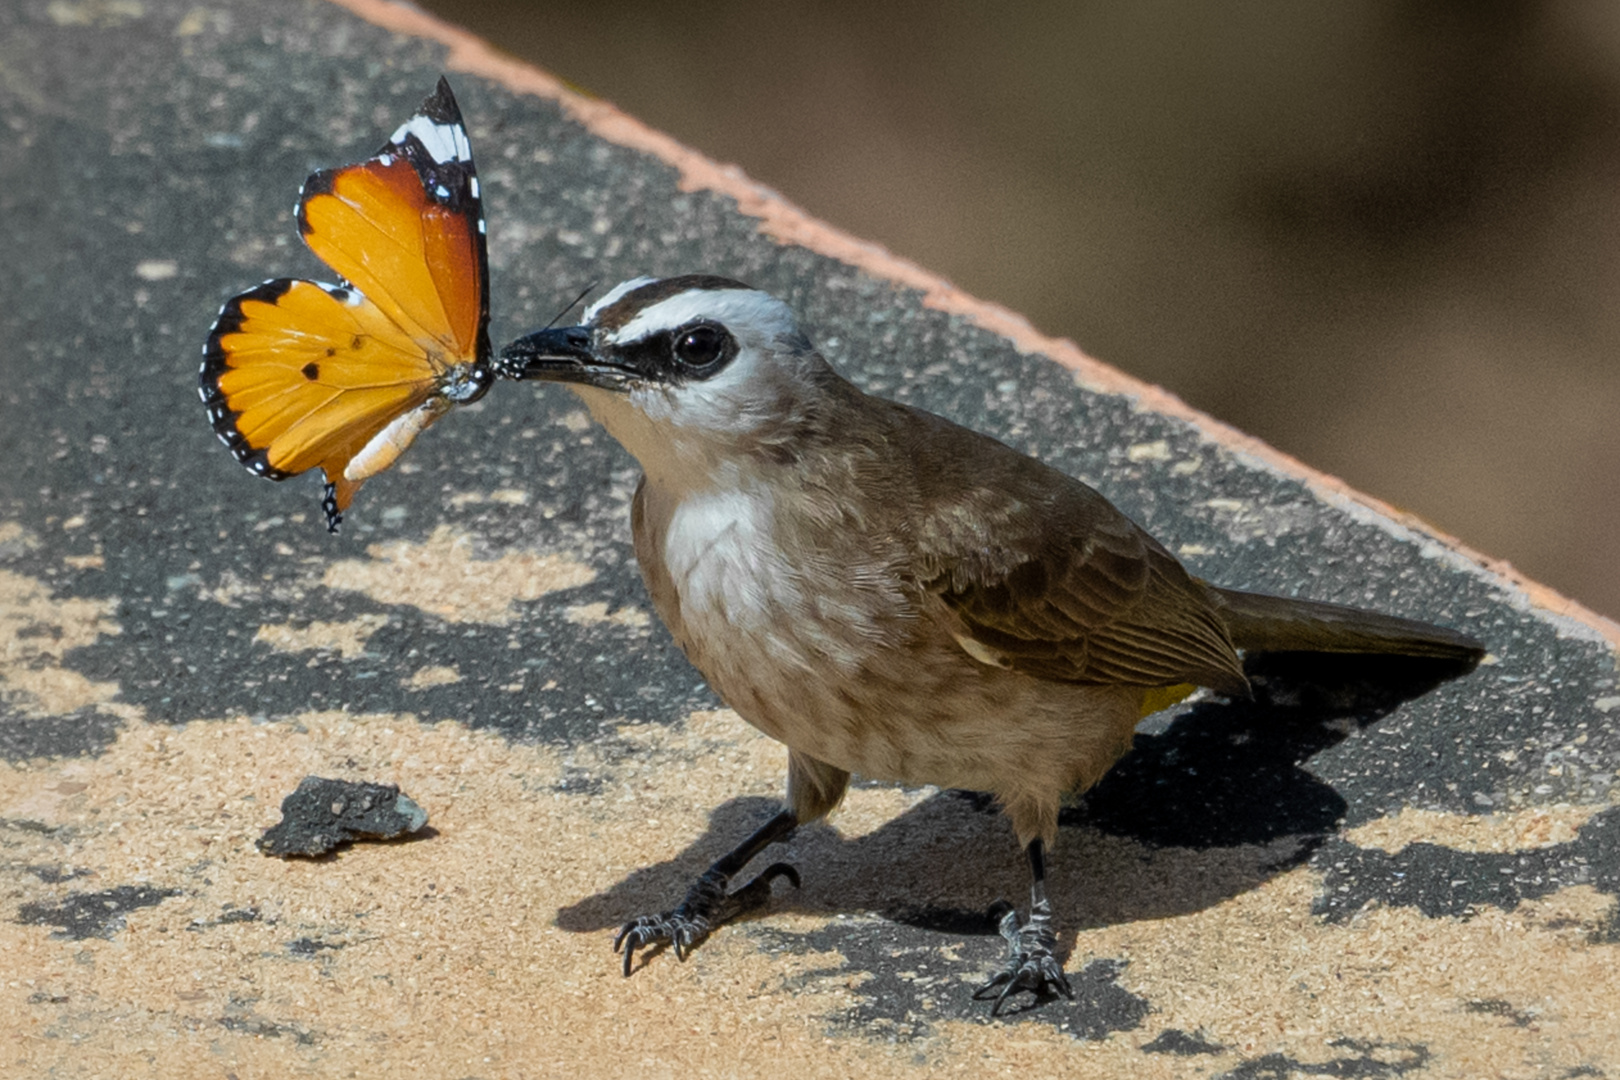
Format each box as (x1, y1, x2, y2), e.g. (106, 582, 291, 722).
(672, 324, 730, 370)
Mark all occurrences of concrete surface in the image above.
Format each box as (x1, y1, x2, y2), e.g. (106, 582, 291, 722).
(0, 0, 1616, 1076)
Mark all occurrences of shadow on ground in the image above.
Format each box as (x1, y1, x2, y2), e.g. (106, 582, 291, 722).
(556, 654, 1484, 1032)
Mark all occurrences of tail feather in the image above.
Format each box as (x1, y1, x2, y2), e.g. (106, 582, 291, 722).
(1204, 585, 1485, 662)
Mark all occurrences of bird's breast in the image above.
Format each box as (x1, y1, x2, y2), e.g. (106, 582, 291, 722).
(637, 479, 912, 730)
(631, 478, 1139, 802)
(659, 486, 785, 636)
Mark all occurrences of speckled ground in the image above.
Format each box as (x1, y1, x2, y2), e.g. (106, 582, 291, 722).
(1, 1, 1617, 1076)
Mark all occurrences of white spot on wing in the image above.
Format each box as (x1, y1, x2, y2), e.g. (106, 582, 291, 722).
(392, 115, 471, 165)
(319, 283, 366, 307)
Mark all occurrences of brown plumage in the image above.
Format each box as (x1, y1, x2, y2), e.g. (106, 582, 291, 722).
(499, 274, 1484, 1013)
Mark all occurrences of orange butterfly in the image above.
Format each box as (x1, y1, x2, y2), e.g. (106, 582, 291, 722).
(200, 78, 492, 532)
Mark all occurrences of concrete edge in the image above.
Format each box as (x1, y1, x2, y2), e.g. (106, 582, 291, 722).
(325, 0, 1620, 652)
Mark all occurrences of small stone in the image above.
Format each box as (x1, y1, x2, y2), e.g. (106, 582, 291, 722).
(256, 776, 429, 858)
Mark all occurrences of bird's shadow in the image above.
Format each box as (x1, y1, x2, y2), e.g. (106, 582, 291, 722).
(557, 651, 1478, 969)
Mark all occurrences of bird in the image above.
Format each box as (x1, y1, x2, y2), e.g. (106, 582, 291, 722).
(497, 274, 1484, 1013)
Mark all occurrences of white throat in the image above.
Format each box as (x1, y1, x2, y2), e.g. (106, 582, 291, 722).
(569, 384, 745, 497)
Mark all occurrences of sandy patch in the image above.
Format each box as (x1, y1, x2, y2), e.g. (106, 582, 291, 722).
(323, 524, 596, 624)
(564, 602, 651, 630)
(253, 614, 390, 660)
(403, 664, 463, 689)
(0, 567, 136, 721)
(1346, 804, 1612, 855)
(0, 703, 1613, 1077)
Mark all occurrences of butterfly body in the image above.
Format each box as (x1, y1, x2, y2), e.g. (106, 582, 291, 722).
(200, 78, 490, 531)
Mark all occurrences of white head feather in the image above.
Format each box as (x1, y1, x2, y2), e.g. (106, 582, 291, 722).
(570, 279, 833, 489)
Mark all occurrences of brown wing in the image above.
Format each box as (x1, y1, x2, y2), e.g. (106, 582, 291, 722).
(899, 403, 1250, 695)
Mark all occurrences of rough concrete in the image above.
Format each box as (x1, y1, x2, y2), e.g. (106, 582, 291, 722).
(0, 0, 1615, 1076)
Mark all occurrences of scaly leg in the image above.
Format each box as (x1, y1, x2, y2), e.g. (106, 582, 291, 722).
(614, 808, 800, 975)
(972, 838, 1074, 1015)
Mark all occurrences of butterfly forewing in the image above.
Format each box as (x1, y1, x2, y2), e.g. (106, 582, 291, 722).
(299, 77, 488, 367)
(298, 156, 483, 361)
(199, 77, 491, 531)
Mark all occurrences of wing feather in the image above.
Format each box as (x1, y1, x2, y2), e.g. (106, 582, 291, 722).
(893, 401, 1250, 695)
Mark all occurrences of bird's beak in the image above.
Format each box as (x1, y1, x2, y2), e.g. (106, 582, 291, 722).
(496, 326, 635, 391)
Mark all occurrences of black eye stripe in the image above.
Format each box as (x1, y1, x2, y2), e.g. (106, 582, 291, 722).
(611, 322, 738, 383)
(611, 331, 674, 377)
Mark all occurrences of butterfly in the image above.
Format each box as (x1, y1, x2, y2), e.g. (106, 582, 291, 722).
(199, 77, 492, 532)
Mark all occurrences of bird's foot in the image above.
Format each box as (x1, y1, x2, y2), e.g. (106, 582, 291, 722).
(613, 861, 800, 976)
(972, 900, 1074, 1016)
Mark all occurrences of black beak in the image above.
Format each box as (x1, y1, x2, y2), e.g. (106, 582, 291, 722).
(496, 326, 634, 390)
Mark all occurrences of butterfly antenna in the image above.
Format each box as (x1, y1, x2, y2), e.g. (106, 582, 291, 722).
(545, 282, 596, 329)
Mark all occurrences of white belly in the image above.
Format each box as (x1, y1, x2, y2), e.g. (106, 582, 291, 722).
(659, 486, 862, 685)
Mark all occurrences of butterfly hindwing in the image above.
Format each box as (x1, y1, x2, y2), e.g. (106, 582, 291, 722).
(202, 278, 441, 473)
(199, 77, 491, 531)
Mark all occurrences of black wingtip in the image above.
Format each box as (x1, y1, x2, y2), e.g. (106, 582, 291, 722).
(421, 75, 461, 125)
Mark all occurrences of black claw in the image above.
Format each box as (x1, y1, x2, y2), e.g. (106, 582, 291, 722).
(972, 970, 1011, 997)
(972, 903, 1072, 1015)
(614, 922, 647, 974)
(994, 976, 1019, 1016)
(612, 861, 800, 976)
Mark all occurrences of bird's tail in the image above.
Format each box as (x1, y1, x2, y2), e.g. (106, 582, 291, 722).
(1203, 584, 1485, 662)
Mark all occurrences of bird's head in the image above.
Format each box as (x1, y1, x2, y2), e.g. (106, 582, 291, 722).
(498, 275, 841, 482)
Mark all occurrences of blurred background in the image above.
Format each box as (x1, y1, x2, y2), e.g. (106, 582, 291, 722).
(419, 0, 1620, 620)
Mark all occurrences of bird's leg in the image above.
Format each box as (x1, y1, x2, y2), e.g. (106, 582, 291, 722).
(614, 808, 800, 976)
(973, 838, 1075, 1015)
